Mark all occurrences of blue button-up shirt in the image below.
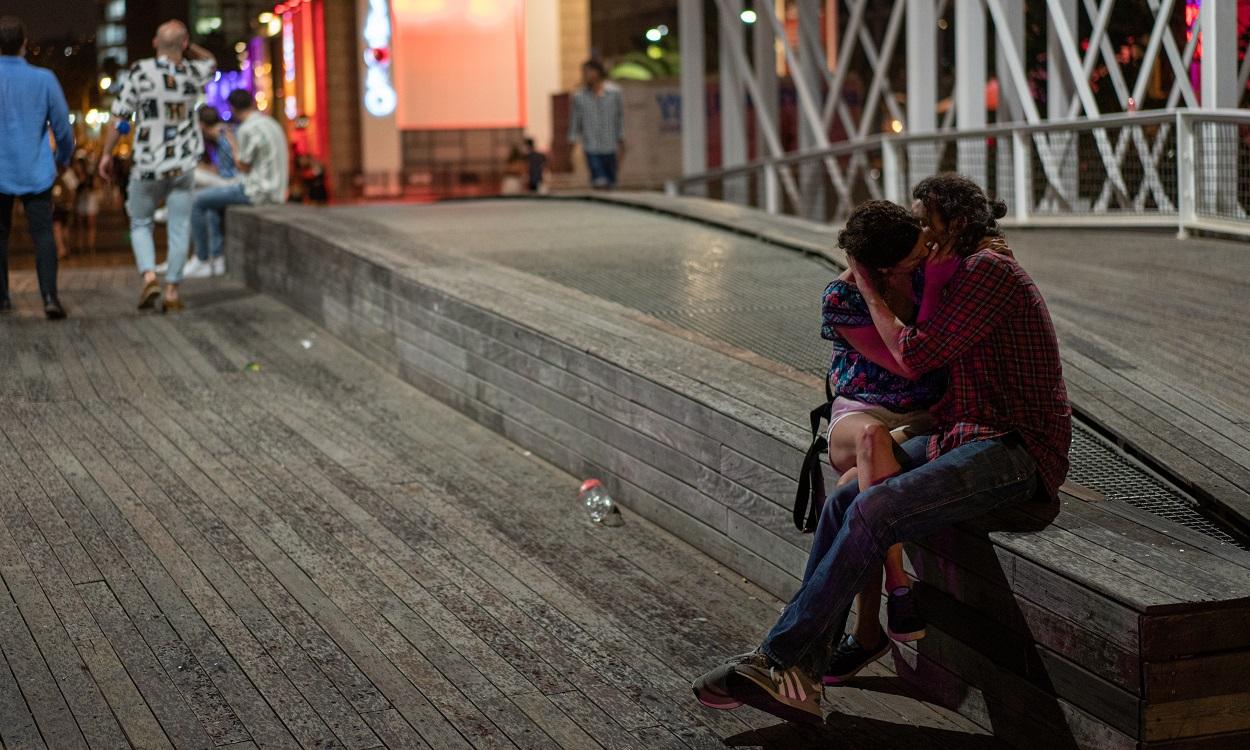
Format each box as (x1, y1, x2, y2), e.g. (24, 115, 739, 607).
(0, 56, 74, 195)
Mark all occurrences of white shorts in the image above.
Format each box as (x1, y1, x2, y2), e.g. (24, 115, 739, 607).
(826, 396, 934, 443)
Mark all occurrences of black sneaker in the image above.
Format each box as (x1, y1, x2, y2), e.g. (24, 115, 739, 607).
(886, 587, 926, 642)
(44, 297, 66, 320)
(823, 633, 890, 685)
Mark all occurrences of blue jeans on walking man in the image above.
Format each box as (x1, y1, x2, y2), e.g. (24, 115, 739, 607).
(127, 173, 195, 284)
(761, 434, 1040, 670)
(584, 152, 618, 189)
(192, 183, 250, 263)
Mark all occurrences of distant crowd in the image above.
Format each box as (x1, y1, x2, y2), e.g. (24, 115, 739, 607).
(0, 16, 292, 318)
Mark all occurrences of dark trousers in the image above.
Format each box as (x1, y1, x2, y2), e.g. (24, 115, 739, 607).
(584, 152, 618, 188)
(761, 435, 1040, 670)
(0, 190, 59, 302)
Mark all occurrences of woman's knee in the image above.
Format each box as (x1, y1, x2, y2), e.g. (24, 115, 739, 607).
(857, 421, 892, 451)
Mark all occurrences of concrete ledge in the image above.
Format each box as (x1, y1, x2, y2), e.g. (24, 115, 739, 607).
(228, 202, 1250, 750)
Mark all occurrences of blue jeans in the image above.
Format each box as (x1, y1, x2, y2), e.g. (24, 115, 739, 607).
(126, 173, 194, 283)
(585, 151, 618, 188)
(761, 435, 1039, 670)
(192, 183, 250, 262)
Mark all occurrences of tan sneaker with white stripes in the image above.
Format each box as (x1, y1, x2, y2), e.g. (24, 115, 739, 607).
(723, 652, 823, 725)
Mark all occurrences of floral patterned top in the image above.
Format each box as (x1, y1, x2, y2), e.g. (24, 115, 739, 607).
(822, 272, 946, 413)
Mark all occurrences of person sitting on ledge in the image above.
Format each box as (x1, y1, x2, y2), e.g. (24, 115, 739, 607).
(692, 173, 1072, 725)
(817, 199, 958, 677)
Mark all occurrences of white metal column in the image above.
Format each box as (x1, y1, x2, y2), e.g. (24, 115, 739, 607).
(680, 0, 707, 196)
(1199, 0, 1240, 217)
(955, 0, 987, 188)
(995, 0, 1024, 210)
(719, 0, 749, 204)
(1045, 0, 1078, 210)
(907, 0, 938, 194)
(797, 0, 826, 219)
(754, 4, 780, 213)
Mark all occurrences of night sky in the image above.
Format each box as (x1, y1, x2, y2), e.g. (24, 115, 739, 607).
(7, 0, 99, 41)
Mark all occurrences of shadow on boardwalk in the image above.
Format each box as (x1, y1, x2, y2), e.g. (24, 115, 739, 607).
(0, 269, 1001, 749)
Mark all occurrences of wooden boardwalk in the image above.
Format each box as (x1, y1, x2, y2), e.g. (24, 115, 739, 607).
(0, 269, 996, 749)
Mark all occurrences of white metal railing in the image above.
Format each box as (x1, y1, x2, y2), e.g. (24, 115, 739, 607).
(667, 109, 1250, 239)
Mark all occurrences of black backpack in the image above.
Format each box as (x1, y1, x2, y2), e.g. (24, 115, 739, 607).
(794, 377, 835, 533)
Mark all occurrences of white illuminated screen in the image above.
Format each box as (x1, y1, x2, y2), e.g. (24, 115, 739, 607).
(390, 0, 525, 130)
(363, 0, 397, 117)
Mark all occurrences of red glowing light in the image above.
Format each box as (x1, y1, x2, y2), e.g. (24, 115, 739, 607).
(370, 47, 390, 64)
(275, 3, 287, 13)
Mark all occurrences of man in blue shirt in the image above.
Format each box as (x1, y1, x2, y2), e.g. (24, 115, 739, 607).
(0, 16, 74, 318)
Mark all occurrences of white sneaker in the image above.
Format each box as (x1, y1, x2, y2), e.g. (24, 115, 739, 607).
(181, 257, 213, 279)
(154, 207, 168, 224)
(154, 261, 169, 273)
(211, 257, 226, 276)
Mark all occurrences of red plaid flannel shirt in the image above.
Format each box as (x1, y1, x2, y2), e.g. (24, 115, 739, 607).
(898, 247, 1072, 498)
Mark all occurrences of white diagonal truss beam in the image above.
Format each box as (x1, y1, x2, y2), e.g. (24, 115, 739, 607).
(711, 0, 802, 209)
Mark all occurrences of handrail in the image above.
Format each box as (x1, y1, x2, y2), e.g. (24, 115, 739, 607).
(667, 108, 1250, 240)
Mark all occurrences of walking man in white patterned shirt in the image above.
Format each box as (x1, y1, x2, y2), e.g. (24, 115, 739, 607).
(99, 20, 215, 312)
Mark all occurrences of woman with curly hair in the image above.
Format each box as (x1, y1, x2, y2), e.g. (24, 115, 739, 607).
(816, 199, 958, 684)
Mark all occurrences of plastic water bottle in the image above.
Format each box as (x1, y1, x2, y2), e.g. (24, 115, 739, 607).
(579, 479, 623, 526)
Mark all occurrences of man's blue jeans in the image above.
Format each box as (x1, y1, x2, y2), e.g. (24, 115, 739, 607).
(191, 183, 250, 262)
(127, 173, 194, 283)
(761, 435, 1039, 670)
(584, 152, 618, 188)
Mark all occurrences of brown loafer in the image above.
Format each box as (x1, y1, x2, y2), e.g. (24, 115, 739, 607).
(138, 279, 160, 310)
(162, 297, 185, 314)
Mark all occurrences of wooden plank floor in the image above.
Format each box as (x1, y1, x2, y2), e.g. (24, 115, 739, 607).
(0, 269, 998, 749)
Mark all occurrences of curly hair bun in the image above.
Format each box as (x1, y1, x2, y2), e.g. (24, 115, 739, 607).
(991, 199, 1008, 220)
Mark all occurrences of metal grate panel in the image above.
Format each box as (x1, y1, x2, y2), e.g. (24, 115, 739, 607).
(1067, 425, 1247, 550)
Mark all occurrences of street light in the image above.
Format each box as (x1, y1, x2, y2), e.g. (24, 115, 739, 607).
(259, 12, 274, 24)
(645, 28, 662, 43)
(740, 9, 758, 24)
(99, 76, 112, 91)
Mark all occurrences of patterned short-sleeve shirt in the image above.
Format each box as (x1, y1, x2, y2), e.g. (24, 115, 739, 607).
(822, 271, 947, 413)
(111, 56, 216, 180)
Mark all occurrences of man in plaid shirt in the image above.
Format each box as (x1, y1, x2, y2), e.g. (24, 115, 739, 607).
(694, 175, 1071, 724)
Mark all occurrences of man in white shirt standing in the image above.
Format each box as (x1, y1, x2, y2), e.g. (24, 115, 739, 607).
(190, 88, 288, 276)
(99, 20, 215, 312)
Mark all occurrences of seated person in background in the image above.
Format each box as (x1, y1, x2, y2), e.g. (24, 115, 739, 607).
(195, 106, 237, 188)
(179, 106, 238, 277)
(190, 88, 288, 277)
(818, 199, 960, 682)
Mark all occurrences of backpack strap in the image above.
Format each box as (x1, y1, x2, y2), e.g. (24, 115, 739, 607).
(793, 377, 836, 533)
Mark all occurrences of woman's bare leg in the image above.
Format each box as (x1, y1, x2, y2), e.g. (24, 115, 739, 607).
(847, 421, 906, 644)
(829, 414, 901, 645)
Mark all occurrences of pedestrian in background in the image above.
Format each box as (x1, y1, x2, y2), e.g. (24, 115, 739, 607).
(0, 15, 74, 318)
(73, 155, 100, 255)
(99, 20, 217, 313)
(525, 137, 548, 193)
(568, 60, 625, 190)
(189, 88, 289, 274)
(51, 166, 77, 259)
